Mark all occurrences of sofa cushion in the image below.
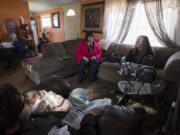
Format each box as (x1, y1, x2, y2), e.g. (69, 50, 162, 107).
(63, 39, 80, 57)
(107, 43, 132, 56)
(32, 58, 76, 76)
(98, 62, 123, 83)
(42, 43, 67, 58)
(164, 51, 180, 82)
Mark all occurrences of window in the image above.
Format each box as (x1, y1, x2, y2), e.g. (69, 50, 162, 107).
(41, 15, 51, 28)
(123, 3, 163, 47)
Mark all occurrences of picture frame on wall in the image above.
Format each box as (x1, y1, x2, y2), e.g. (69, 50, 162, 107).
(52, 12, 60, 28)
(82, 2, 104, 32)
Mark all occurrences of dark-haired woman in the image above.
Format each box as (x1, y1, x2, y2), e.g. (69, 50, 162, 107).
(120, 35, 155, 77)
(75, 32, 102, 83)
(125, 35, 154, 64)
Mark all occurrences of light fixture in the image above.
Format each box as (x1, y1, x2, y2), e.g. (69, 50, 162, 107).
(66, 9, 76, 16)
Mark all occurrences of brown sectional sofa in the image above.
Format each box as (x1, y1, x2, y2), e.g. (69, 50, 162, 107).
(98, 43, 180, 84)
(22, 39, 80, 84)
(22, 39, 180, 85)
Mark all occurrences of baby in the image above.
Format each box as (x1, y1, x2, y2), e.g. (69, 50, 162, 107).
(24, 90, 72, 113)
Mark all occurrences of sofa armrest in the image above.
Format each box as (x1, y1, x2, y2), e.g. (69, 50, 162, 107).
(164, 51, 180, 82)
(98, 105, 142, 135)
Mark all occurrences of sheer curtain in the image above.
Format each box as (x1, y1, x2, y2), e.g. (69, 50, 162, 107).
(123, 2, 163, 47)
(143, 0, 180, 48)
(103, 0, 138, 47)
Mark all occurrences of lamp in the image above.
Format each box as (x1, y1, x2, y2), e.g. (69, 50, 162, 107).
(66, 9, 76, 16)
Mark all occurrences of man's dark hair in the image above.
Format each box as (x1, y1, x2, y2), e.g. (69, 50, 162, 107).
(84, 31, 94, 41)
(0, 84, 24, 134)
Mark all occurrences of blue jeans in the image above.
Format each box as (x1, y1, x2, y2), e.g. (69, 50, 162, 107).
(79, 59, 99, 82)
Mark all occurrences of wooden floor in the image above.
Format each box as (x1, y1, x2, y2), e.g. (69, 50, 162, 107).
(0, 63, 32, 92)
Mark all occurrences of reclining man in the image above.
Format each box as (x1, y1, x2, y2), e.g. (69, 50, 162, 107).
(0, 84, 99, 135)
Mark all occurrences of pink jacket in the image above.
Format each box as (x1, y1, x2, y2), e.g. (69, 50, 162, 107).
(75, 40, 102, 64)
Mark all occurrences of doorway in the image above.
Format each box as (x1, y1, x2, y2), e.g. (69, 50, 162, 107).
(62, 2, 81, 41)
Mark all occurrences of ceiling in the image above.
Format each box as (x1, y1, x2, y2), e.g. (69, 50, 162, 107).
(28, 0, 80, 12)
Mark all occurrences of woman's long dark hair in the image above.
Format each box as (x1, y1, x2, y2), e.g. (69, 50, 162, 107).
(0, 84, 24, 134)
(84, 31, 95, 42)
(134, 35, 154, 63)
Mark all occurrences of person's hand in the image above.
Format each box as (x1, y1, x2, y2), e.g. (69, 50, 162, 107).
(86, 108, 104, 116)
(121, 56, 126, 63)
(91, 56, 96, 60)
(82, 56, 89, 62)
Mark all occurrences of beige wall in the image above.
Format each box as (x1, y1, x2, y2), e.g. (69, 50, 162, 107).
(33, 7, 64, 43)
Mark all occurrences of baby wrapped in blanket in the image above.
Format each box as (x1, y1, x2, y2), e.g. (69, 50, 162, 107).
(24, 90, 72, 113)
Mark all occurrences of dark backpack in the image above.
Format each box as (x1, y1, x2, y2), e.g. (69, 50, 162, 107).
(142, 55, 155, 66)
(106, 52, 122, 63)
(136, 66, 156, 83)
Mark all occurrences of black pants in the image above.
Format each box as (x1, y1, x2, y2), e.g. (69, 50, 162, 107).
(79, 59, 99, 82)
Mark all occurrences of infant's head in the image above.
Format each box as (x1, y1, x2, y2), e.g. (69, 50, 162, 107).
(24, 91, 40, 105)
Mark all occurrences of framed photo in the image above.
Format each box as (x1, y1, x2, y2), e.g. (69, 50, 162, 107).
(52, 12, 60, 28)
(82, 2, 104, 32)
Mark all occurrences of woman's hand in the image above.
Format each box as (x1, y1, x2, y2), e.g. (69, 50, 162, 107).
(91, 56, 96, 60)
(82, 56, 89, 63)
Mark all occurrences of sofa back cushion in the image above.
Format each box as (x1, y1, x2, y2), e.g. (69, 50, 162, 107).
(63, 39, 80, 57)
(107, 43, 132, 56)
(153, 47, 179, 68)
(42, 43, 67, 58)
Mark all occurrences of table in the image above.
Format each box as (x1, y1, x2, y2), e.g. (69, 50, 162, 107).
(0, 45, 16, 68)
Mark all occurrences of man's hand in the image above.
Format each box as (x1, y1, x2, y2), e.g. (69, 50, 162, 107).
(82, 56, 89, 62)
(91, 56, 96, 60)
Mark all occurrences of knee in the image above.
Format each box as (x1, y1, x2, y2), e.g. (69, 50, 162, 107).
(79, 59, 88, 66)
(91, 59, 99, 65)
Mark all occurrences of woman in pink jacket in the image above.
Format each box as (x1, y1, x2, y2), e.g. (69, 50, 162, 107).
(75, 32, 102, 83)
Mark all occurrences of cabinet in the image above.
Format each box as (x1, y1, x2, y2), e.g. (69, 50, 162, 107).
(18, 24, 34, 50)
